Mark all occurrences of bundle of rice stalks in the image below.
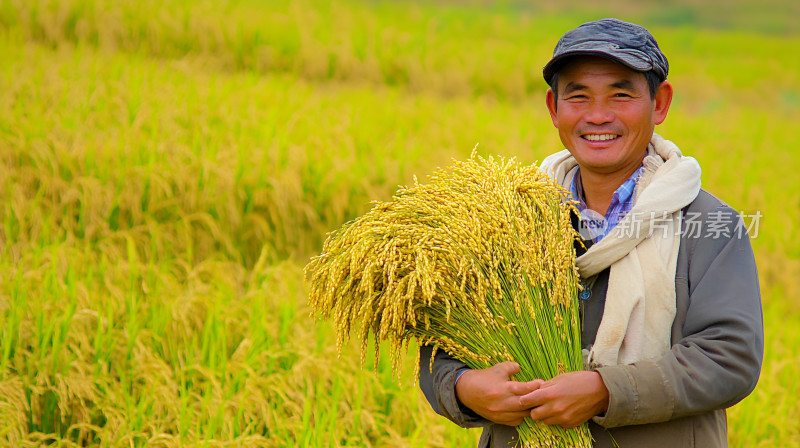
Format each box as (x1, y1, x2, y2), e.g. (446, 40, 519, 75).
(305, 151, 590, 447)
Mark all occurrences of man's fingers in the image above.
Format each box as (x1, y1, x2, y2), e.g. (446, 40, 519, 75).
(494, 410, 532, 426)
(494, 361, 520, 378)
(518, 388, 547, 408)
(528, 402, 553, 421)
(507, 379, 544, 396)
(530, 408, 579, 428)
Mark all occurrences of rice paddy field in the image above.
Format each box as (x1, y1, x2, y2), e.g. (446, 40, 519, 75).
(0, 0, 798, 447)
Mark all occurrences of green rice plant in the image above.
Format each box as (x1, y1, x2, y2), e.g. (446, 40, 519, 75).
(306, 152, 590, 447)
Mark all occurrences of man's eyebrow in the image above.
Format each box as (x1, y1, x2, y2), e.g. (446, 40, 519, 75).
(611, 80, 636, 90)
(562, 79, 638, 94)
(562, 82, 587, 95)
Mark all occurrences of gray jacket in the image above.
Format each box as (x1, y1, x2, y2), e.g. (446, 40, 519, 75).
(418, 190, 764, 447)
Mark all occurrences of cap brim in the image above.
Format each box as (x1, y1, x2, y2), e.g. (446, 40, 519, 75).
(542, 50, 653, 84)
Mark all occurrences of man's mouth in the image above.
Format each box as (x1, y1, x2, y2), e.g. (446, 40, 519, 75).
(581, 134, 620, 142)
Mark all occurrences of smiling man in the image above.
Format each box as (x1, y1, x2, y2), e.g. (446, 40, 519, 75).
(419, 18, 764, 447)
(547, 56, 671, 217)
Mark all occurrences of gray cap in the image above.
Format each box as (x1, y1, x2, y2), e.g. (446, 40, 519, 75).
(543, 18, 669, 85)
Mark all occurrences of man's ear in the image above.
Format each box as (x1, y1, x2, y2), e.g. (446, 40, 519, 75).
(546, 88, 559, 128)
(654, 81, 673, 125)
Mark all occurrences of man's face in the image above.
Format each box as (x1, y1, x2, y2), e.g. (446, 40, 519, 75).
(546, 56, 672, 177)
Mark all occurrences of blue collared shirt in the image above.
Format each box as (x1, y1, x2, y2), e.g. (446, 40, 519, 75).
(569, 165, 644, 243)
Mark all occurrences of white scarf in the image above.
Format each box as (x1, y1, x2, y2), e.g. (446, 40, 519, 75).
(540, 134, 702, 366)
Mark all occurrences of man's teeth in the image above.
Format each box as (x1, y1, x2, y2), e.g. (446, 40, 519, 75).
(583, 134, 618, 141)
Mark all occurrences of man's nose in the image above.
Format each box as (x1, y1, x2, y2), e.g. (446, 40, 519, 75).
(583, 101, 614, 124)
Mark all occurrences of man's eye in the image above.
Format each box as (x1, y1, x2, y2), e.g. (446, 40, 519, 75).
(614, 93, 632, 98)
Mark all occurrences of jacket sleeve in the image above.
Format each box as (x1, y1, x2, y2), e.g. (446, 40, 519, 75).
(418, 345, 490, 428)
(593, 204, 764, 428)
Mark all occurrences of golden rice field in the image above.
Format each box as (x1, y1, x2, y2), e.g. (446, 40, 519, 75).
(0, 0, 799, 446)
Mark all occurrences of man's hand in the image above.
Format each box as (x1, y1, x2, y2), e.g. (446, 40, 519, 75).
(455, 362, 544, 426)
(519, 371, 609, 428)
